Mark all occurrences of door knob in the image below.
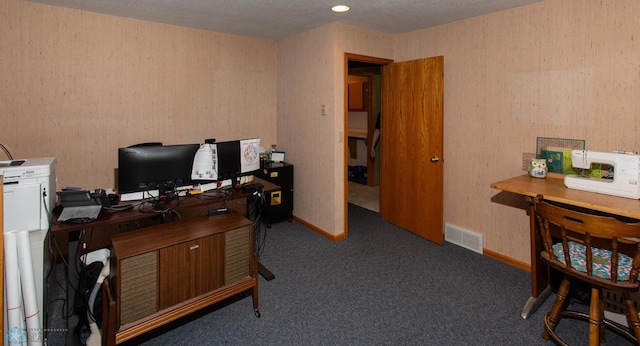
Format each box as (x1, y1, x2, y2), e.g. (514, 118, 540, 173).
(431, 156, 440, 163)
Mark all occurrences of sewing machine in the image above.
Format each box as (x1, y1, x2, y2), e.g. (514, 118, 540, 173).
(564, 150, 640, 199)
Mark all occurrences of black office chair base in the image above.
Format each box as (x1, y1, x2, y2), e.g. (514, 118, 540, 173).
(543, 310, 638, 345)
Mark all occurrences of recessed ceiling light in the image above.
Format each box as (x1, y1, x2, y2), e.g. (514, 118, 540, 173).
(331, 5, 351, 13)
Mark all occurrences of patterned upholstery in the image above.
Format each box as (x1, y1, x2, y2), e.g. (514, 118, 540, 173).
(535, 198, 640, 345)
(552, 241, 635, 281)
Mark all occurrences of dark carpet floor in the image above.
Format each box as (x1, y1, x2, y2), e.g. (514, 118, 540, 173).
(47, 203, 633, 345)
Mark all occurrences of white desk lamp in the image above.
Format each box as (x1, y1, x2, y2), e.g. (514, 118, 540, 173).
(191, 141, 218, 181)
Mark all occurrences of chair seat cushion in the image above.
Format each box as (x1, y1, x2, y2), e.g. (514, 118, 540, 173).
(552, 241, 634, 281)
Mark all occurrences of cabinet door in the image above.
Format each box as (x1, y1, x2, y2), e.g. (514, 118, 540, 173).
(191, 235, 224, 296)
(158, 235, 224, 309)
(348, 75, 369, 111)
(158, 242, 191, 309)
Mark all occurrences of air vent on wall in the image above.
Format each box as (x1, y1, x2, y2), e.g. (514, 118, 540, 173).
(445, 223, 483, 254)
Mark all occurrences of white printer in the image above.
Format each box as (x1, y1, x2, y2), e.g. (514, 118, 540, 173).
(1, 157, 57, 233)
(2, 157, 57, 342)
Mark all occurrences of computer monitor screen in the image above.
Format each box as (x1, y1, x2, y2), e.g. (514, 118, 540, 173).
(215, 138, 261, 181)
(215, 140, 241, 182)
(118, 144, 200, 194)
(240, 138, 261, 175)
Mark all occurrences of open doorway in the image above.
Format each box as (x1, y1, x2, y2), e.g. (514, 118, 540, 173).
(345, 54, 392, 217)
(344, 54, 445, 244)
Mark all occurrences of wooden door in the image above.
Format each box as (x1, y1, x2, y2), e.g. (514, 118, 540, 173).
(380, 56, 444, 244)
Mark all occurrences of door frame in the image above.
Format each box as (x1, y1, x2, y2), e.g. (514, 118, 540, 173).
(344, 53, 393, 238)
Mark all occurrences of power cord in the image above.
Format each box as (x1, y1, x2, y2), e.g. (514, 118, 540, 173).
(246, 185, 268, 257)
(0, 142, 14, 160)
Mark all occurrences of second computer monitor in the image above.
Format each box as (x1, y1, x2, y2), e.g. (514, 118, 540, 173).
(216, 138, 261, 181)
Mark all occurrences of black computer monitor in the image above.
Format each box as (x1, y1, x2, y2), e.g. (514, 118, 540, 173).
(117, 144, 200, 194)
(214, 138, 261, 182)
(215, 140, 242, 182)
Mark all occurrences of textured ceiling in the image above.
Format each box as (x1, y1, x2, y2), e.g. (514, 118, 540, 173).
(28, 0, 542, 41)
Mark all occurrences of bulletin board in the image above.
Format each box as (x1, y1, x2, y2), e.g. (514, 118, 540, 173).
(536, 137, 585, 174)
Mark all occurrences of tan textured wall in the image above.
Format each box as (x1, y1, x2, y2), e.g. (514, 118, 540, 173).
(1, 0, 277, 190)
(4, 0, 638, 265)
(393, 0, 640, 264)
(276, 25, 338, 234)
(276, 23, 392, 235)
(334, 24, 394, 234)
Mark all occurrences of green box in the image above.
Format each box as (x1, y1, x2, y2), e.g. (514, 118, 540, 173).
(541, 150, 564, 174)
(535, 137, 586, 174)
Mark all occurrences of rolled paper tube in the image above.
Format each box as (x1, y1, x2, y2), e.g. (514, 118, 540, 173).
(5, 231, 26, 345)
(17, 230, 43, 345)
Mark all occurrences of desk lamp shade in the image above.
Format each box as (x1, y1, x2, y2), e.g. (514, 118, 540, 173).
(191, 143, 218, 181)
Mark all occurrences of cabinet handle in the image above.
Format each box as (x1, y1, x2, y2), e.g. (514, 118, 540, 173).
(190, 245, 200, 251)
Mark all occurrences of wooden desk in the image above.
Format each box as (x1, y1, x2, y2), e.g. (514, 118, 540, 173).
(50, 177, 278, 344)
(50, 177, 280, 237)
(490, 174, 640, 318)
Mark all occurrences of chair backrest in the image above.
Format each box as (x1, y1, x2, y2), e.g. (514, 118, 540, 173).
(535, 198, 640, 287)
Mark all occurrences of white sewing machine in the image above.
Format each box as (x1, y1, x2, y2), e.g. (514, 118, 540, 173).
(564, 150, 640, 199)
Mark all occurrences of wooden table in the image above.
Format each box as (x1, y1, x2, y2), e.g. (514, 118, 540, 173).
(490, 174, 640, 318)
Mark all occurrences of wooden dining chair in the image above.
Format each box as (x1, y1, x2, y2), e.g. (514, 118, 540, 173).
(534, 197, 640, 345)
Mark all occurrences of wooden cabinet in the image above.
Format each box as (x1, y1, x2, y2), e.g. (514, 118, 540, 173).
(158, 235, 224, 308)
(104, 212, 258, 345)
(348, 75, 369, 110)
